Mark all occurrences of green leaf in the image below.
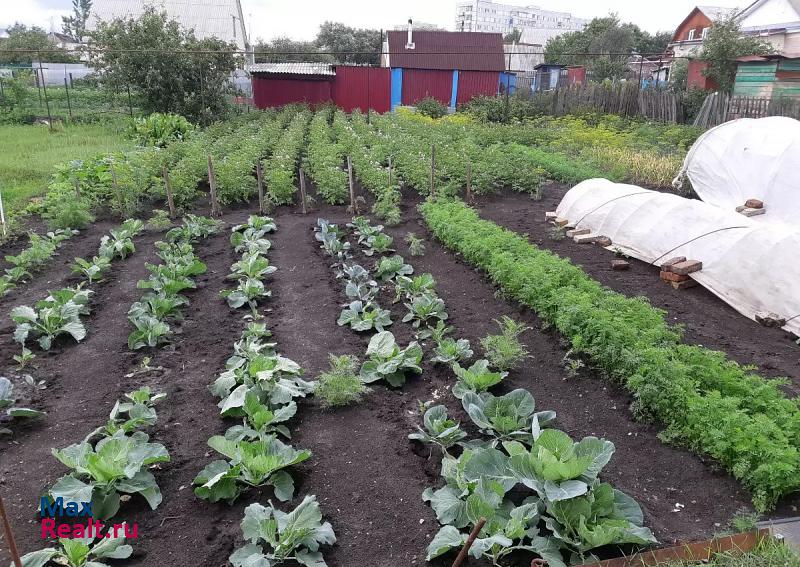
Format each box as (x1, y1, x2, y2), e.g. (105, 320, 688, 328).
(426, 525, 467, 560)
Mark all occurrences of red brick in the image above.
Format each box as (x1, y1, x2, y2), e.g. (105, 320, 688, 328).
(660, 256, 687, 272)
(671, 260, 702, 276)
(671, 279, 698, 290)
(566, 228, 590, 238)
(660, 270, 690, 283)
(595, 236, 612, 247)
(554, 217, 570, 227)
(745, 198, 764, 209)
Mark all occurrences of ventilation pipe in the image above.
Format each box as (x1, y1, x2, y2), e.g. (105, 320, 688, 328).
(406, 19, 415, 49)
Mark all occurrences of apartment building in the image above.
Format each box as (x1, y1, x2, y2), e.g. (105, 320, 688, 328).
(455, 0, 586, 37)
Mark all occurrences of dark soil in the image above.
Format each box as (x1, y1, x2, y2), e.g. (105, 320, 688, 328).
(473, 183, 800, 393)
(1, 182, 798, 567)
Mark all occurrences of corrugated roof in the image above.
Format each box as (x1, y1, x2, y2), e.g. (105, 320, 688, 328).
(88, 0, 248, 50)
(386, 30, 504, 72)
(247, 63, 336, 76)
(697, 5, 737, 20)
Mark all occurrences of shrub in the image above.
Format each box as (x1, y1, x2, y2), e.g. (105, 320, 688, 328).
(480, 316, 530, 371)
(43, 197, 95, 229)
(415, 97, 448, 119)
(128, 113, 193, 147)
(315, 354, 370, 407)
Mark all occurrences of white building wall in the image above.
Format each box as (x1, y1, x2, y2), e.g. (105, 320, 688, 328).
(455, 0, 586, 38)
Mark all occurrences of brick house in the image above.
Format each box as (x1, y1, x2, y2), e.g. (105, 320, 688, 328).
(667, 6, 737, 89)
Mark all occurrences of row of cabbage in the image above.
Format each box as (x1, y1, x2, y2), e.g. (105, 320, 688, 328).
(194, 214, 337, 567)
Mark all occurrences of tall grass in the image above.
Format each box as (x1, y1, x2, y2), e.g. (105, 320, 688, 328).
(0, 121, 131, 210)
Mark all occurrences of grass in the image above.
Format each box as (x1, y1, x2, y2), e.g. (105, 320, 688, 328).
(314, 354, 371, 407)
(0, 121, 131, 211)
(659, 540, 800, 566)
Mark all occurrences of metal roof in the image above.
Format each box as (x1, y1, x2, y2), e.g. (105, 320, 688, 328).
(247, 63, 336, 76)
(88, 0, 248, 50)
(386, 30, 505, 72)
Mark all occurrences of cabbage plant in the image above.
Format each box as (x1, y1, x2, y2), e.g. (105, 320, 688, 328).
(359, 331, 423, 387)
(337, 300, 392, 332)
(408, 405, 466, 454)
(461, 389, 556, 446)
(12, 287, 93, 350)
(0, 376, 44, 433)
(451, 359, 507, 399)
(17, 529, 133, 567)
(374, 254, 413, 281)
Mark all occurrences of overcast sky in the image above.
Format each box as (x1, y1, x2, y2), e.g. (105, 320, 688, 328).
(3, 0, 747, 40)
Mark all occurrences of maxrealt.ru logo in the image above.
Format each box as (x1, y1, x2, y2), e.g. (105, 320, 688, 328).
(39, 497, 139, 539)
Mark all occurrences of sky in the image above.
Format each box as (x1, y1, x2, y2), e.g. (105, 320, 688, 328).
(2, 0, 747, 40)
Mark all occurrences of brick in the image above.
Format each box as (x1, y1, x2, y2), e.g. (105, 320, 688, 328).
(554, 217, 570, 227)
(660, 270, 689, 283)
(660, 256, 687, 272)
(566, 228, 590, 238)
(671, 260, 702, 276)
(671, 279, 698, 290)
(611, 259, 630, 271)
(595, 236, 612, 247)
(745, 198, 764, 209)
(545, 212, 558, 220)
(755, 311, 786, 328)
(740, 207, 766, 217)
(573, 234, 598, 244)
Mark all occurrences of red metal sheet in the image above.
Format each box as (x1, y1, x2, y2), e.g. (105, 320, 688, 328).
(332, 66, 391, 113)
(402, 68, 452, 106)
(456, 70, 500, 105)
(388, 31, 504, 72)
(252, 76, 332, 108)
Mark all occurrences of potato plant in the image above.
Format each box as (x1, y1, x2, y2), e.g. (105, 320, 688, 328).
(306, 109, 348, 204)
(265, 110, 312, 205)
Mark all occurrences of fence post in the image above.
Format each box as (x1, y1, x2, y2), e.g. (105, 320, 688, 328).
(110, 163, 123, 214)
(429, 144, 436, 198)
(465, 161, 472, 203)
(63, 77, 73, 120)
(298, 167, 308, 215)
(206, 154, 221, 217)
(387, 155, 393, 188)
(37, 55, 53, 131)
(126, 83, 133, 117)
(347, 156, 357, 214)
(0, 494, 23, 567)
(0, 186, 7, 238)
(256, 160, 265, 214)
(162, 166, 176, 218)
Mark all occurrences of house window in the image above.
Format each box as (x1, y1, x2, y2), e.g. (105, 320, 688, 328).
(701, 27, 710, 39)
(688, 29, 696, 40)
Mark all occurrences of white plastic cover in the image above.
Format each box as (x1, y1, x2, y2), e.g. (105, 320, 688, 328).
(556, 179, 800, 336)
(676, 116, 800, 226)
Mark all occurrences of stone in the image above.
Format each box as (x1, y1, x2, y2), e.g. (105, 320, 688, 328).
(573, 234, 598, 244)
(671, 260, 702, 276)
(566, 228, 590, 238)
(671, 279, 698, 290)
(755, 311, 786, 328)
(554, 217, 570, 227)
(735, 205, 747, 212)
(740, 207, 766, 217)
(595, 236, 612, 247)
(745, 198, 764, 209)
(545, 212, 558, 220)
(660, 270, 690, 283)
(661, 256, 687, 272)
(611, 259, 630, 271)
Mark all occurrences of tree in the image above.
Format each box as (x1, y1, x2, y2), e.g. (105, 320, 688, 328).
(62, 0, 93, 42)
(504, 29, 522, 43)
(0, 24, 75, 65)
(315, 22, 381, 65)
(544, 14, 671, 81)
(88, 8, 239, 123)
(254, 37, 334, 64)
(700, 14, 773, 94)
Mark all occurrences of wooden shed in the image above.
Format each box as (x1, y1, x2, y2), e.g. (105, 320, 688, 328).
(733, 55, 800, 98)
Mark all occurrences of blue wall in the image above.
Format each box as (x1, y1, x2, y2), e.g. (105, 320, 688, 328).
(390, 68, 403, 110)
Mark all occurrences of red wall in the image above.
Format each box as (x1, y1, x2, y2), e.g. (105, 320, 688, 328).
(673, 9, 712, 42)
(402, 69, 453, 106)
(687, 60, 717, 90)
(457, 71, 500, 105)
(252, 77, 332, 107)
(332, 67, 391, 113)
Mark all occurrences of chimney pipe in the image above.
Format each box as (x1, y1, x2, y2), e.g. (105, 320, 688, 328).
(406, 18, 415, 49)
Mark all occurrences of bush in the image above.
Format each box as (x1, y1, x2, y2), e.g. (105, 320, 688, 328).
(43, 197, 95, 229)
(315, 354, 370, 407)
(415, 97, 448, 119)
(128, 113, 193, 147)
(480, 316, 530, 371)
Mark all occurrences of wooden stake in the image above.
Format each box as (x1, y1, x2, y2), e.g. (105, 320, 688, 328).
(0, 494, 24, 567)
(73, 178, 81, 199)
(256, 160, 265, 215)
(429, 144, 436, 198)
(298, 168, 308, 215)
(0, 187, 7, 238)
(451, 517, 486, 567)
(347, 156, 357, 213)
(162, 166, 176, 219)
(387, 155, 393, 188)
(465, 162, 472, 203)
(206, 154, 221, 218)
(110, 163, 122, 215)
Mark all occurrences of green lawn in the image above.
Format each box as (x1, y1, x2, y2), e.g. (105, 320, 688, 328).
(0, 121, 132, 211)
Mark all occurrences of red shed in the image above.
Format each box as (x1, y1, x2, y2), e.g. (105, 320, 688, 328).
(250, 63, 335, 108)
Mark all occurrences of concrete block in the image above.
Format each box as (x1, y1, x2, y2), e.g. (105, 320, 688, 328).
(661, 256, 687, 272)
(755, 312, 786, 328)
(545, 211, 558, 220)
(567, 228, 590, 238)
(611, 259, 630, 271)
(740, 207, 766, 217)
(554, 217, 570, 227)
(671, 260, 702, 276)
(595, 236, 612, 247)
(573, 234, 598, 244)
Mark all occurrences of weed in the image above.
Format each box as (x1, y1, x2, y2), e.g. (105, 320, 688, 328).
(479, 316, 530, 371)
(549, 225, 566, 241)
(729, 510, 761, 533)
(405, 232, 426, 256)
(146, 209, 173, 231)
(315, 354, 371, 407)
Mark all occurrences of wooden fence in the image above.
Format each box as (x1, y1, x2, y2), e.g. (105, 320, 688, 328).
(693, 92, 800, 128)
